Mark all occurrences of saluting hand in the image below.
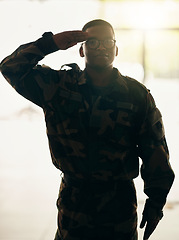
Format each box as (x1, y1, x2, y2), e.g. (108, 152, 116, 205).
(53, 30, 89, 50)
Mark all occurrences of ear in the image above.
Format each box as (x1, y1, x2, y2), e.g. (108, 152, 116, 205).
(79, 45, 84, 57)
(115, 46, 118, 57)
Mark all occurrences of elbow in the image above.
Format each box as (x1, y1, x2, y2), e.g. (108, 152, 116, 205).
(0, 59, 17, 86)
(0, 60, 6, 74)
(0, 56, 9, 73)
(0, 66, 13, 84)
(0, 59, 10, 79)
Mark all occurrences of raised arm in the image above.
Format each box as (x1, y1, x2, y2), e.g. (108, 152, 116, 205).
(0, 31, 88, 107)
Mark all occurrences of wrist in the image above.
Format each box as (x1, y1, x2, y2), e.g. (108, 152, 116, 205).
(35, 32, 59, 55)
(143, 199, 163, 220)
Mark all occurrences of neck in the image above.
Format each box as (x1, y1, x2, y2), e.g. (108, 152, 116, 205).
(85, 64, 113, 87)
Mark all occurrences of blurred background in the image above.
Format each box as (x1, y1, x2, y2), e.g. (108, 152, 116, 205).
(0, 0, 179, 239)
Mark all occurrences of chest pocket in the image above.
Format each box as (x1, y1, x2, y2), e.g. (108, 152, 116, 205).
(115, 101, 138, 126)
(90, 97, 138, 137)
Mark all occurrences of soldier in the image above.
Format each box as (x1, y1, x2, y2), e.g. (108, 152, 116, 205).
(0, 19, 174, 240)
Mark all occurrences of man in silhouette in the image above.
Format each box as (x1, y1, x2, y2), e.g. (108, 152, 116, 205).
(0, 19, 174, 240)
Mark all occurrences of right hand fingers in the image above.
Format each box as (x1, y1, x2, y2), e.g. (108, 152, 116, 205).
(53, 30, 89, 50)
(70, 30, 89, 42)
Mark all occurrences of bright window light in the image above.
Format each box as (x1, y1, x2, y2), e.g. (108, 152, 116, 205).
(124, 1, 172, 29)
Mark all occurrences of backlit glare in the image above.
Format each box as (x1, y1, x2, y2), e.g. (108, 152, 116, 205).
(121, 2, 173, 29)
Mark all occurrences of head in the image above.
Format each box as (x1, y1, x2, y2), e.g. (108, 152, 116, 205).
(80, 19, 118, 70)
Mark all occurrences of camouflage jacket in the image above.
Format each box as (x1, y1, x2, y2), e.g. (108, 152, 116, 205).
(0, 32, 174, 208)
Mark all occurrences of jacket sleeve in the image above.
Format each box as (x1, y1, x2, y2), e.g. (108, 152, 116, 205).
(138, 90, 175, 209)
(0, 32, 59, 107)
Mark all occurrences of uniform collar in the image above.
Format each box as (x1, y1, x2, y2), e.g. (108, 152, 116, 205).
(77, 67, 129, 94)
(112, 67, 129, 93)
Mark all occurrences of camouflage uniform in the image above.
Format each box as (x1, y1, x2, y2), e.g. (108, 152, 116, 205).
(0, 32, 174, 240)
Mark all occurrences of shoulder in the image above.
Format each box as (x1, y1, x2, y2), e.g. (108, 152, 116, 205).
(34, 64, 57, 75)
(124, 76, 157, 109)
(34, 63, 82, 85)
(35, 63, 81, 75)
(122, 75, 151, 103)
(117, 73, 152, 108)
(58, 63, 82, 84)
(124, 75, 149, 94)
(114, 68, 149, 95)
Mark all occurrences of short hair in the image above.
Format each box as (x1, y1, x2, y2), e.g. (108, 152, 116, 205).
(82, 19, 115, 35)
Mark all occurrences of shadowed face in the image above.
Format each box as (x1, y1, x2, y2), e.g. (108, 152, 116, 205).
(80, 25, 118, 70)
